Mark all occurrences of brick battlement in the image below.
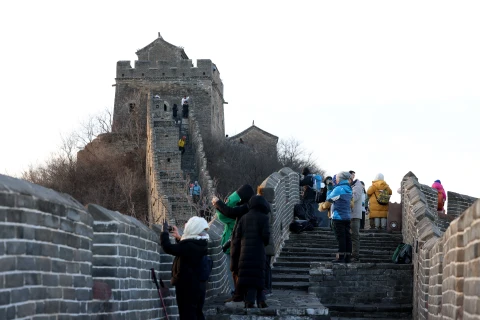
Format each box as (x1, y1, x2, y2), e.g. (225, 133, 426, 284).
(116, 59, 220, 82)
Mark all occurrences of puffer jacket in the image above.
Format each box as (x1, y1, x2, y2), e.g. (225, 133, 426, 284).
(367, 180, 393, 218)
(231, 195, 270, 288)
(326, 180, 352, 220)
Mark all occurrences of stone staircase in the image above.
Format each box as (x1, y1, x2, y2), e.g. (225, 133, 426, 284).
(272, 228, 413, 319)
(179, 118, 197, 182)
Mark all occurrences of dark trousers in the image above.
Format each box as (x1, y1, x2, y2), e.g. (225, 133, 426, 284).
(182, 104, 189, 118)
(193, 194, 200, 204)
(243, 286, 266, 304)
(179, 146, 185, 154)
(175, 281, 206, 320)
(360, 211, 366, 229)
(333, 220, 352, 254)
(265, 255, 272, 292)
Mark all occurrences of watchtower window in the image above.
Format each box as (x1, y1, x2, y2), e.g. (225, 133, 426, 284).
(129, 103, 136, 113)
(164, 104, 167, 111)
(122, 74, 124, 77)
(141, 73, 144, 76)
(162, 73, 165, 76)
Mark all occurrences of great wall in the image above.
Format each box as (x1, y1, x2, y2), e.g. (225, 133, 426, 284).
(0, 34, 479, 319)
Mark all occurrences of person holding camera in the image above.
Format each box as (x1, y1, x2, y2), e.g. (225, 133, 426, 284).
(160, 216, 209, 320)
(212, 184, 255, 305)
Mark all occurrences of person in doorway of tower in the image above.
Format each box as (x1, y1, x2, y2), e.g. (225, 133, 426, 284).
(182, 95, 189, 118)
(367, 173, 392, 230)
(432, 180, 447, 212)
(192, 181, 201, 204)
(178, 136, 186, 155)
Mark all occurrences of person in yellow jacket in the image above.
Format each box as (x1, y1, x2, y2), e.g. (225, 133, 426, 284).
(366, 173, 392, 230)
(178, 136, 186, 155)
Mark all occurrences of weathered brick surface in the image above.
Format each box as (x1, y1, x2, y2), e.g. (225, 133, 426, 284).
(0, 174, 93, 319)
(309, 263, 413, 305)
(401, 172, 480, 320)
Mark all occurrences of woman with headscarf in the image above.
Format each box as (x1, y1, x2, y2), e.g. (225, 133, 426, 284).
(367, 173, 393, 230)
(432, 180, 446, 211)
(160, 216, 209, 320)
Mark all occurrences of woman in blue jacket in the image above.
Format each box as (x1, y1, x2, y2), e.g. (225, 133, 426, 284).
(320, 171, 353, 263)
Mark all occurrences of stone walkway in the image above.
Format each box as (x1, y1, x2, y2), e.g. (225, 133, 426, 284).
(204, 289, 330, 319)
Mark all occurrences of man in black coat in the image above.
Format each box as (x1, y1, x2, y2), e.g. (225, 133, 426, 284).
(161, 217, 209, 320)
(231, 195, 270, 308)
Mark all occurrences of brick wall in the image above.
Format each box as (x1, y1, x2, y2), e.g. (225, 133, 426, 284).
(309, 263, 413, 306)
(400, 171, 480, 320)
(0, 174, 94, 319)
(447, 191, 477, 219)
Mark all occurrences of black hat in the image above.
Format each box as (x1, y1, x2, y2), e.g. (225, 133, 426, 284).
(302, 167, 310, 175)
(236, 184, 255, 205)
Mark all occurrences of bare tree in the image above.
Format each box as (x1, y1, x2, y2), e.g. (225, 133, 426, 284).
(277, 137, 325, 175)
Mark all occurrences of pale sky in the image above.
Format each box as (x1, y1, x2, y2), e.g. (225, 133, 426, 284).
(1, 1, 479, 203)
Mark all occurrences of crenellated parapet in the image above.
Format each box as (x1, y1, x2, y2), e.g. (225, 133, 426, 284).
(116, 59, 220, 84)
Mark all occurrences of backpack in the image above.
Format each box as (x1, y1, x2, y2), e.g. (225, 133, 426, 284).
(375, 189, 391, 205)
(289, 219, 315, 233)
(199, 255, 213, 282)
(392, 243, 412, 264)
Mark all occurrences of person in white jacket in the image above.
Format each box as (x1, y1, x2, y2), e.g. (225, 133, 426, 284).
(350, 171, 363, 262)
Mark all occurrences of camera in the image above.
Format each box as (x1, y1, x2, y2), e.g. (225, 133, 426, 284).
(168, 226, 173, 232)
(222, 239, 231, 253)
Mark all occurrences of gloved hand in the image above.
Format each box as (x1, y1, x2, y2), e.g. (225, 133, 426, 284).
(162, 219, 169, 233)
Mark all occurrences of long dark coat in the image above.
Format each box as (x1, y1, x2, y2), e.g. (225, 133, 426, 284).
(231, 195, 270, 288)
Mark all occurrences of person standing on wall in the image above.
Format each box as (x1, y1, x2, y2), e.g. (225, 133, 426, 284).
(432, 180, 447, 212)
(349, 171, 363, 262)
(320, 171, 353, 263)
(192, 181, 201, 204)
(160, 217, 209, 320)
(367, 173, 392, 230)
(360, 181, 368, 229)
(182, 95, 189, 118)
(178, 136, 186, 155)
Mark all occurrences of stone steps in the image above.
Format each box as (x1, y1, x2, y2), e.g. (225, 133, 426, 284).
(271, 227, 412, 319)
(204, 290, 329, 319)
(327, 303, 412, 319)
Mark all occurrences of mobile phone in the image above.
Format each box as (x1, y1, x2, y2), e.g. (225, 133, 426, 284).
(168, 226, 173, 232)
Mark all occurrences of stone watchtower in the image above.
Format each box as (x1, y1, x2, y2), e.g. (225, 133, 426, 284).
(112, 32, 226, 139)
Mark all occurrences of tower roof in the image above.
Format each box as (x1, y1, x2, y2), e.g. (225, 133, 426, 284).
(228, 124, 278, 143)
(136, 33, 188, 62)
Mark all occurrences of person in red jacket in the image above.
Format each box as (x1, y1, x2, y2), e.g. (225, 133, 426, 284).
(432, 180, 446, 211)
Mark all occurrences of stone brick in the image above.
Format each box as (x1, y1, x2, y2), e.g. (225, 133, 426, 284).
(11, 288, 29, 304)
(42, 274, 59, 287)
(16, 302, 36, 318)
(0, 291, 9, 306)
(16, 256, 36, 270)
(5, 273, 23, 288)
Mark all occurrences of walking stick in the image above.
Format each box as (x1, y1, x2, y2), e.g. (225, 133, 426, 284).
(151, 268, 169, 319)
